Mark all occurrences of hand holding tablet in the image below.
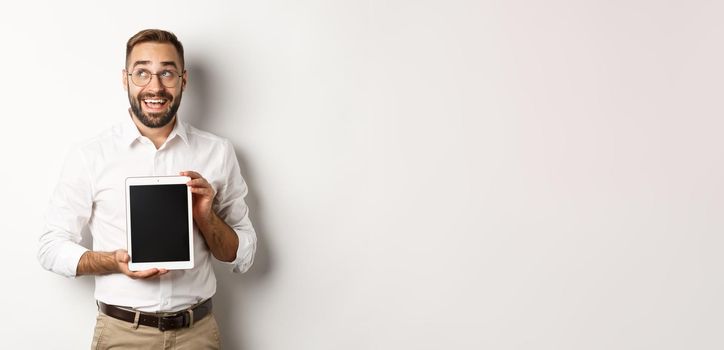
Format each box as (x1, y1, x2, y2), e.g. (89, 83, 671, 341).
(114, 249, 168, 278)
(125, 176, 195, 271)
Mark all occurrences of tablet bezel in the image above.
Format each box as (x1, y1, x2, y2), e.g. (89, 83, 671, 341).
(125, 176, 194, 271)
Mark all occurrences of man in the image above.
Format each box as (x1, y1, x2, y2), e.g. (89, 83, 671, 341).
(38, 29, 256, 349)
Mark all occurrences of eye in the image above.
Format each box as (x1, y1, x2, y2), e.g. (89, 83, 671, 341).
(160, 70, 176, 78)
(133, 69, 150, 78)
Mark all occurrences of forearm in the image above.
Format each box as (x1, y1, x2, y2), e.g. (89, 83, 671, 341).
(76, 251, 119, 276)
(196, 211, 239, 262)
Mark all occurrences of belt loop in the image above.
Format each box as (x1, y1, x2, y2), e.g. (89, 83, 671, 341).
(187, 309, 194, 328)
(131, 311, 140, 329)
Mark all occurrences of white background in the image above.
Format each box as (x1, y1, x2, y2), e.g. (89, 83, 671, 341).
(1, 0, 722, 349)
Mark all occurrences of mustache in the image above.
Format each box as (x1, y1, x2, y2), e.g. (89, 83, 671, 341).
(138, 92, 173, 100)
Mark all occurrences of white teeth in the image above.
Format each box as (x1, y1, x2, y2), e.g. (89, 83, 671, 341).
(144, 99, 166, 103)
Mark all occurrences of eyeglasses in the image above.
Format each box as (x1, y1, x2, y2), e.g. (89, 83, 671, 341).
(127, 68, 184, 88)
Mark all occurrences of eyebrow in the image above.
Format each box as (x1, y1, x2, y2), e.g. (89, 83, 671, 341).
(131, 60, 179, 70)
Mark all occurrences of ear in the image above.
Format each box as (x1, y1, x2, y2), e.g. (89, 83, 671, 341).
(122, 69, 129, 91)
(181, 70, 188, 91)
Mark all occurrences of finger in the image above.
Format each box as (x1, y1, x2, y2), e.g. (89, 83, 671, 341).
(189, 186, 215, 196)
(186, 178, 210, 188)
(130, 268, 161, 279)
(115, 250, 130, 264)
(180, 171, 202, 179)
(141, 268, 169, 278)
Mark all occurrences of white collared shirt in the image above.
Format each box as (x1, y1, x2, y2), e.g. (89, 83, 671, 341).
(38, 115, 257, 312)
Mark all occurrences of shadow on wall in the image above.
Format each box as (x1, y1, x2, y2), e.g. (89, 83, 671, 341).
(213, 148, 273, 349)
(182, 61, 212, 131)
(186, 58, 273, 349)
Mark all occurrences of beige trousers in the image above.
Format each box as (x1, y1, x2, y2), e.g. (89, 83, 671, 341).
(91, 312, 221, 350)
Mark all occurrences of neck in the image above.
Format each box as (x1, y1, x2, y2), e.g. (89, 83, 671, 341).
(128, 109, 176, 149)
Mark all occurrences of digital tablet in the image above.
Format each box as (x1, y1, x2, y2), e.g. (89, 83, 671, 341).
(125, 176, 194, 271)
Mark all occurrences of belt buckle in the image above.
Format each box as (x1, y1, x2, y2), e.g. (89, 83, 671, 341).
(158, 315, 170, 332)
(158, 313, 184, 332)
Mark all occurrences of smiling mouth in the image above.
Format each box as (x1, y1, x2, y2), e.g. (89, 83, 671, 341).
(143, 98, 169, 109)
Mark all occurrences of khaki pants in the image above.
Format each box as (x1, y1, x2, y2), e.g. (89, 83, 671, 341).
(91, 312, 221, 350)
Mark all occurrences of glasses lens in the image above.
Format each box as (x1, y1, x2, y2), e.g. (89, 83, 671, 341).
(129, 69, 181, 87)
(159, 70, 180, 88)
(131, 69, 150, 86)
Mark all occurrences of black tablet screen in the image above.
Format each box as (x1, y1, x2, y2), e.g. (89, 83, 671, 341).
(129, 184, 190, 262)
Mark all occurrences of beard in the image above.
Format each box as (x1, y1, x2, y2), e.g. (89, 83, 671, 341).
(128, 90, 182, 128)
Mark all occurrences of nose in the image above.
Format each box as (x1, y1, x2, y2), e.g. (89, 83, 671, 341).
(146, 74, 165, 91)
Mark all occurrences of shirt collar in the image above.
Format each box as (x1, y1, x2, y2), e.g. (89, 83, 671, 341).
(168, 118, 190, 146)
(121, 113, 143, 146)
(121, 112, 190, 147)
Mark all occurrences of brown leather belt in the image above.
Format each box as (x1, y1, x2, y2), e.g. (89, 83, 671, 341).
(98, 299, 212, 331)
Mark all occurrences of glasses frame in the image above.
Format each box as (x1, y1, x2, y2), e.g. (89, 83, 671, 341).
(127, 68, 185, 88)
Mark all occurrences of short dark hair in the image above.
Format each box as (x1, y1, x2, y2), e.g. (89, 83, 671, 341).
(126, 29, 185, 69)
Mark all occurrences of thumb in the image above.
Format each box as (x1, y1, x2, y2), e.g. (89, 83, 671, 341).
(115, 249, 130, 263)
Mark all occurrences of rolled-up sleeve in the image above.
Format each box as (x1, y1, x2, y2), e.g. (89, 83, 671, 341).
(214, 140, 257, 273)
(38, 147, 92, 278)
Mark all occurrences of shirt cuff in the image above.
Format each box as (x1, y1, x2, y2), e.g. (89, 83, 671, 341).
(223, 230, 256, 274)
(59, 242, 89, 278)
